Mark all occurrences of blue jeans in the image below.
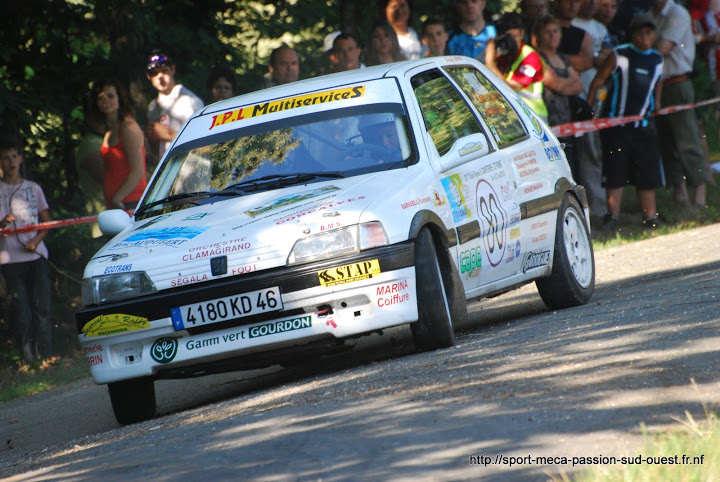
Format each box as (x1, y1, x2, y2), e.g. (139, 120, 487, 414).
(2, 257, 52, 359)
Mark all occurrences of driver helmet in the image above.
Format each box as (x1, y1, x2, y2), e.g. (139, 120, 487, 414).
(358, 113, 397, 146)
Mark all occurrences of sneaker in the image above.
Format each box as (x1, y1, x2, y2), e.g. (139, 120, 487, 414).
(641, 214, 664, 229)
(601, 214, 620, 232)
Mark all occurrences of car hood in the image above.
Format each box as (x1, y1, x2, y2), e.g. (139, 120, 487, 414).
(85, 174, 391, 291)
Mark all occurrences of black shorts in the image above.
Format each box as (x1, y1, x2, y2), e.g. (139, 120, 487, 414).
(600, 124, 664, 190)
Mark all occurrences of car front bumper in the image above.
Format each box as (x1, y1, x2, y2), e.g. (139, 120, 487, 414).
(76, 242, 418, 384)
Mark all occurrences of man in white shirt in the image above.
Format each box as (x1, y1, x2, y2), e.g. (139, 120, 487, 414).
(145, 50, 204, 168)
(652, 0, 710, 209)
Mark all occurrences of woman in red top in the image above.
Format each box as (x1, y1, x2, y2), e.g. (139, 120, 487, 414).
(89, 79, 147, 210)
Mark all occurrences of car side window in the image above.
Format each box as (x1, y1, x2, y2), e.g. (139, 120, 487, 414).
(411, 69, 486, 157)
(445, 66, 527, 148)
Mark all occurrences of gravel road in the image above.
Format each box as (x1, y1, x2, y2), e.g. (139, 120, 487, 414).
(1, 224, 719, 481)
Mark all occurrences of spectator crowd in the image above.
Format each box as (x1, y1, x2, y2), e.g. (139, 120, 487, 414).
(2, 0, 720, 362)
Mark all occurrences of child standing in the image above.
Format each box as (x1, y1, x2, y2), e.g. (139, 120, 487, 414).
(588, 13, 665, 230)
(0, 140, 52, 362)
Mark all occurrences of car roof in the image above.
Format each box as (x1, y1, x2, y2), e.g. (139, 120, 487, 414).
(198, 56, 473, 116)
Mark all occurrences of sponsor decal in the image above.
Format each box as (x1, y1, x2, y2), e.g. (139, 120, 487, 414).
(515, 240, 522, 259)
(231, 265, 257, 275)
(523, 182, 544, 195)
(484, 105, 505, 116)
(522, 250, 551, 273)
(245, 186, 341, 218)
(133, 214, 172, 231)
(463, 161, 503, 183)
(460, 247, 482, 274)
(458, 141, 484, 156)
(545, 145, 562, 161)
(401, 196, 431, 209)
(273, 196, 366, 225)
(183, 238, 251, 261)
(500, 181, 513, 201)
(318, 259, 381, 287)
(517, 96, 549, 143)
(476, 92, 503, 104)
(531, 220, 548, 230)
(92, 253, 129, 263)
(103, 264, 132, 274)
(508, 202, 522, 226)
(510, 227, 520, 239)
(432, 189, 446, 207)
(183, 212, 214, 221)
(320, 221, 342, 231)
(514, 155, 540, 177)
(185, 330, 246, 351)
(532, 233, 548, 243)
(514, 150, 536, 162)
(249, 315, 312, 338)
(84, 344, 104, 366)
(170, 273, 209, 287)
(476, 179, 508, 267)
(376, 279, 410, 307)
(441, 175, 472, 223)
(111, 227, 209, 249)
(81, 314, 150, 338)
(151, 338, 178, 364)
(210, 86, 366, 130)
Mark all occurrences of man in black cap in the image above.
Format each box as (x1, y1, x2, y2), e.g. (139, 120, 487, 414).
(145, 50, 203, 167)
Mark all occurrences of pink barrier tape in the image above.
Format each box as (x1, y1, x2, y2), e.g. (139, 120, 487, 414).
(550, 94, 720, 137)
(0, 215, 99, 236)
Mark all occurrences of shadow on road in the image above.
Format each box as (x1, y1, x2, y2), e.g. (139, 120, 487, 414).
(3, 260, 720, 481)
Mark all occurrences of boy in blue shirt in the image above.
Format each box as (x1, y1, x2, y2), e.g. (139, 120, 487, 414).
(447, 0, 496, 61)
(588, 13, 665, 230)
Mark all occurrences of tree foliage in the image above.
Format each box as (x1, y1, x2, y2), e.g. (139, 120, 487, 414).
(0, 0, 510, 342)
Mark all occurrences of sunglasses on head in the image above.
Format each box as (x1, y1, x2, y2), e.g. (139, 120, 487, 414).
(149, 55, 168, 64)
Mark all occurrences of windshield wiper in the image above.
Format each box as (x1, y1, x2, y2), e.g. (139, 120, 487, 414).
(226, 172, 345, 191)
(135, 191, 219, 216)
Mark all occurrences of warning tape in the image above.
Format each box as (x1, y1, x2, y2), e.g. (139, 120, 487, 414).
(4, 94, 720, 237)
(0, 215, 98, 236)
(550, 94, 720, 137)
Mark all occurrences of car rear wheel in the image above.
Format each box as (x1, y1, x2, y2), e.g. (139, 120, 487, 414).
(536, 194, 595, 309)
(108, 377, 156, 425)
(411, 228, 465, 351)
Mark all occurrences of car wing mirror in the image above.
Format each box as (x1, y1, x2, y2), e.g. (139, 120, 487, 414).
(438, 133, 490, 172)
(98, 209, 133, 235)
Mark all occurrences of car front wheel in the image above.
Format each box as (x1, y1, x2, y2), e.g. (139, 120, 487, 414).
(410, 228, 466, 351)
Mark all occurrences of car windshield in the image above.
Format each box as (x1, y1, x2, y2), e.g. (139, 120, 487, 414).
(137, 106, 414, 219)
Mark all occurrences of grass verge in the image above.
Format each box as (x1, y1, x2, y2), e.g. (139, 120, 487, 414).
(575, 399, 719, 481)
(0, 352, 89, 403)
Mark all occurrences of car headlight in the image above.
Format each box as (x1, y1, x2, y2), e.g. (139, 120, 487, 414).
(287, 222, 389, 265)
(82, 272, 157, 306)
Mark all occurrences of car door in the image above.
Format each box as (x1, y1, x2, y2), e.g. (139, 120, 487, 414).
(409, 67, 521, 293)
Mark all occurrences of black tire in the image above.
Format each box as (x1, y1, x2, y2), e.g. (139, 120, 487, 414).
(108, 377, 157, 425)
(411, 228, 466, 351)
(536, 194, 595, 309)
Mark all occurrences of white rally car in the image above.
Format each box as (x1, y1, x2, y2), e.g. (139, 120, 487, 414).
(77, 56, 595, 424)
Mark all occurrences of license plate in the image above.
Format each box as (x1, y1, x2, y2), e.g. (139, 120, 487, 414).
(170, 287, 283, 330)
